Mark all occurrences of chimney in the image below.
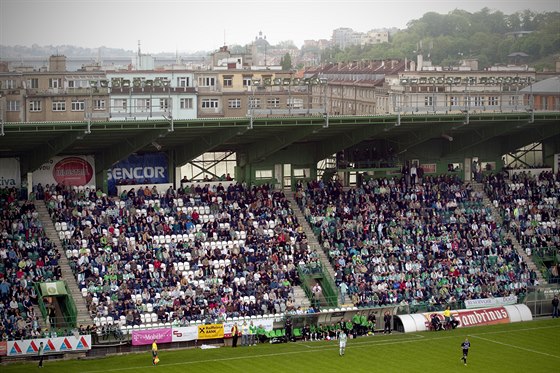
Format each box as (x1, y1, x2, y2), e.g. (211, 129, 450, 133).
(49, 55, 67, 72)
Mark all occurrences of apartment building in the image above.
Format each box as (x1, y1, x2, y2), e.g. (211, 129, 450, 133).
(306, 60, 407, 115)
(0, 55, 109, 123)
(105, 70, 197, 120)
(197, 69, 312, 118)
(389, 69, 536, 114)
(306, 58, 537, 116)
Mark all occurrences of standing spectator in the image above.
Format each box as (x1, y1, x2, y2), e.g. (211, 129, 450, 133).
(410, 163, 417, 185)
(339, 281, 348, 304)
(312, 282, 322, 308)
(552, 295, 559, 318)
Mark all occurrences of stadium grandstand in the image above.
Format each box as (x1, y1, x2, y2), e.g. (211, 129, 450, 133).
(0, 65, 559, 365)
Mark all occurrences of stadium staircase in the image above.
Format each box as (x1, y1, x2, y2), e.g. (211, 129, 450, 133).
(472, 182, 547, 286)
(292, 286, 311, 310)
(32, 305, 47, 330)
(36, 202, 94, 327)
(285, 190, 340, 308)
(284, 190, 337, 280)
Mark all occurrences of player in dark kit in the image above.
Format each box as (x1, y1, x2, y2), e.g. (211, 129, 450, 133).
(461, 337, 471, 366)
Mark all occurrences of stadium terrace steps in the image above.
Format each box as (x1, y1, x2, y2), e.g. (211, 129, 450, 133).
(472, 182, 547, 286)
(32, 305, 47, 330)
(284, 191, 338, 282)
(292, 285, 311, 309)
(36, 202, 94, 326)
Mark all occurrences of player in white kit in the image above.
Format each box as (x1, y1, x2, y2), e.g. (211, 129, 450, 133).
(339, 330, 347, 356)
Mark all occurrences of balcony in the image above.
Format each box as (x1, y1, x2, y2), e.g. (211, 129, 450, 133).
(26, 87, 110, 96)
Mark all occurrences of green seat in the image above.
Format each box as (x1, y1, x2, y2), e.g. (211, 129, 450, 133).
(265, 330, 275, 339)
(276, 329, 285, 337)
(293, 328, 302, 338)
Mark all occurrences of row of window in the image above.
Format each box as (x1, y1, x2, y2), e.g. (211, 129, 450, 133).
(6, 99, 106, 112)
(198, 76, 262, 88)
(2, 77, 194, 90)
(203, 97, 305, 109)
(5, 98, 197, 113)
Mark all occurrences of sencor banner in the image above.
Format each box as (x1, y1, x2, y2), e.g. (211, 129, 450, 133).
(7, 335, 91, 356)
(107, 153, 168, 195)
(32, 156, 95, 187)
(197, 324, 224, 340)
(423, 307, 510, 329)
(171, 326, 198, 342)
(131, 328, 172, 346)
(0, 158, 21, 188)
(464, 296, 517, 309)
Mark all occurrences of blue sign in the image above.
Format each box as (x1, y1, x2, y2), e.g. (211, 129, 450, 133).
(108, 153, 168, 195)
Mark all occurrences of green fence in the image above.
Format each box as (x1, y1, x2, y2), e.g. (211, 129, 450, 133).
(62, 281, 78, 328)
(35, 281, 78, 329)
(317, 266, 338, 308)
(297, 265, 339, 309)
(532, 247, 559, 284)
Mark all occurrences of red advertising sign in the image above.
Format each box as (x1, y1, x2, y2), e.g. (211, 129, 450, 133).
(53, 157, 94, 186)
(0, 341, 7, 356)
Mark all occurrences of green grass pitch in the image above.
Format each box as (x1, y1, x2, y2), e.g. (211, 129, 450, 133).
(3, 318, 559, 372)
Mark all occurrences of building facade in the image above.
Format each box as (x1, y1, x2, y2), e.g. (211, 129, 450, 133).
(105, 70, 197, 121)
(0, 55, 110, 123)
(306, 58, 539, 116)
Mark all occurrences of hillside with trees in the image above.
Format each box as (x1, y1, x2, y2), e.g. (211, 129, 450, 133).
(320, 8, 560, 70)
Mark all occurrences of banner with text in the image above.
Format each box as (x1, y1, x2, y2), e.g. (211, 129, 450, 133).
(464, 296, 517, 309)
(132, 328, 173, 346)
(423, 307, 510, 329)
(0, 341, 7, 356)
(171, 326, 198, 342)
(197, 324, 224, 340)
(0, 158, 21, 188)
(107, 153, 168, 195)
(7, 335, 91, 356)
(32, 156, 95, 187)
(223, 318, 275, 338)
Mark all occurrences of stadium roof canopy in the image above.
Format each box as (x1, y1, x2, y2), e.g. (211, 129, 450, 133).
(1, 112, 559, 175)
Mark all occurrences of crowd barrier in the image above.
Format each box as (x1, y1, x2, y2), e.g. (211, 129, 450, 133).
(116, 183, 173, 196)
(115, 181, 237, 196)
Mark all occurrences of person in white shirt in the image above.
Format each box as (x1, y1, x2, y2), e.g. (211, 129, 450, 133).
(339, 330, 347, 356)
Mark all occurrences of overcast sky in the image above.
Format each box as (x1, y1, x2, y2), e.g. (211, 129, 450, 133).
(1, 0, 558, 53)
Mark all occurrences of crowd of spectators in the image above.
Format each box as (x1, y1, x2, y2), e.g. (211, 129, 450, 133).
(0, 187, 62, 341)
(485, 171, 559, 280)
(47, 182, 319, 328)
(296, 174, 536, 310)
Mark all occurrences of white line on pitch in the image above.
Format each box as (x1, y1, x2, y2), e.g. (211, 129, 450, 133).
(470, 335, 560, 359)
